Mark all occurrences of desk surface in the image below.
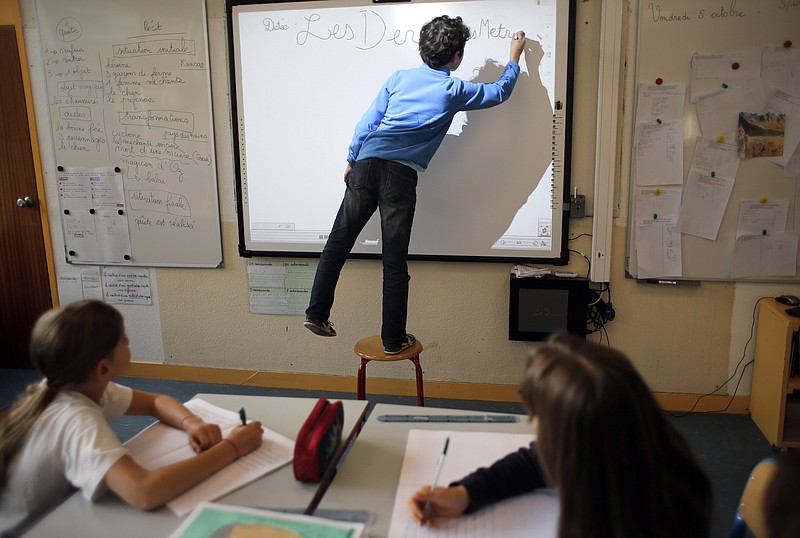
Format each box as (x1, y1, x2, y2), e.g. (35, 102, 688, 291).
(24, 394, 368, 538)
(317, 403, 536, 538)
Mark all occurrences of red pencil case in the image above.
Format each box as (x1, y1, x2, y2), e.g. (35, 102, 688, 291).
(293, 398, 344, 482)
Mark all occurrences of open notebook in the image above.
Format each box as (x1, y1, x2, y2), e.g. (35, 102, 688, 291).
(388, 429, 558, 538)
(124, 398, 294, 516)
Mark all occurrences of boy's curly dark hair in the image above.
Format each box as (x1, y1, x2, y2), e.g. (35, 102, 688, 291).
(419, 15, 471, 69)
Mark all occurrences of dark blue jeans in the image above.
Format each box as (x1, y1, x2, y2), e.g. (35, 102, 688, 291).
(306, 158, 418, 348)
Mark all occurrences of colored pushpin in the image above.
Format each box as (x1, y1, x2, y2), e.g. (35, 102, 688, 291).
(656, 118, 662, 124)
(655, 77, 663, 85)
(721, 83, 728, 89)
(654, 188, 662, 196)
(653, 213, 658, 219)
(555, 101, 562, 110)
(711, 171, 716, 177)
(716, 135, 726, 143)
(760, 196, 768, 204)
(732, 62, 740, 70)
(785, 40, 793, 48)
(762, 229, 767, 235)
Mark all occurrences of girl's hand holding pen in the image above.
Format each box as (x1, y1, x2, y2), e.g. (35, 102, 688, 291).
(225, 420, 264, 458)
(408, 485, 470, 526)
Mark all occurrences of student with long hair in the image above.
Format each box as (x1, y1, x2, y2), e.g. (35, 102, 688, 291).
(0, 300, 264, 535)
(409, 333, 712, 538)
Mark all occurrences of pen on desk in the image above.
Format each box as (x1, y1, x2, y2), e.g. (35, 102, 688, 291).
(422, 437, 449, 524)
(239, 407, 247, 426)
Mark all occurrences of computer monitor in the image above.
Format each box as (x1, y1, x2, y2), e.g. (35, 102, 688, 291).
(509, 275, 588, 341)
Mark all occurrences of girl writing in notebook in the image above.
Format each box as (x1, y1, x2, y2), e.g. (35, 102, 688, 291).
(409, 333, 712, 537)
(0, 300, 264, 535)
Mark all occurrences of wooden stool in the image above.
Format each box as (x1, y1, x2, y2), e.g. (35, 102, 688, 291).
(355, 335, 425, 406)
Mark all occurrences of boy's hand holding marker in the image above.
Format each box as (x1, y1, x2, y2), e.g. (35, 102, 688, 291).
(510, 31, 526, 63)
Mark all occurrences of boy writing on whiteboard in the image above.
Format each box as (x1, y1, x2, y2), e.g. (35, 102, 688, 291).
(304, 15, 526, 354)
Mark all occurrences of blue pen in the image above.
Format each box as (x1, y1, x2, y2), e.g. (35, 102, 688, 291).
(423, 437, 449, 523)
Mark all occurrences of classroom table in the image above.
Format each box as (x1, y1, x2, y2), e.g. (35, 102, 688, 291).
(316, 403, 550, 538)
(23, 394, 369, 538)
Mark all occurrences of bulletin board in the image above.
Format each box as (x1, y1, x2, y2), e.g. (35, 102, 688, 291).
(36, 0, 223, 267)
(626, 0, 800, 282)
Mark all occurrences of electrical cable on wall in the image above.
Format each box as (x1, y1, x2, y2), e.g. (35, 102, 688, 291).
(666, 297, 769, 418)
(587, 283, 614, 346)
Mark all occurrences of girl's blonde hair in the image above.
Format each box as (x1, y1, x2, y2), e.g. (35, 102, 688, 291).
(520, 333, 712, 538)
(0, 300, 123, 487)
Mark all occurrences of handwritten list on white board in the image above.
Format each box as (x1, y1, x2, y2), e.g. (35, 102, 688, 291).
(36, 0, 222, 267)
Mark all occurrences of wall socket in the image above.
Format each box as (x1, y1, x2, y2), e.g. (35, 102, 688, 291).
(570, 194, 586, 218)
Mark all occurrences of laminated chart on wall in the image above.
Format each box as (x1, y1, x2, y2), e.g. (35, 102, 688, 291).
(102, 267, 152, 305)
(57, 166, 131, 263)
(247, 260, 317, 315)
(36, 0, 222, 267)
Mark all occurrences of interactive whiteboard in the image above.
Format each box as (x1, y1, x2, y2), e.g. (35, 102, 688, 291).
(229, 0, 575, 262)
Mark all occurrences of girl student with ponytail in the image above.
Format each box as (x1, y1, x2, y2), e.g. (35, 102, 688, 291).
(0, 300, 264, 535)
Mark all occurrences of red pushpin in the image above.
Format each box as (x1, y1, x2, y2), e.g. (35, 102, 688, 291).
(655, 77, 663, 85)
(731, 62, 740, 70)
(785, 40, 793, 48)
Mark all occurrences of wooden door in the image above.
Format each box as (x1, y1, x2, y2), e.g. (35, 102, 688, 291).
(0, 25, 53, 368)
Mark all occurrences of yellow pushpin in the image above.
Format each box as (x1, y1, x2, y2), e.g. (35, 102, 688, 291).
(716, 135, 726, 143)
(654, 188, 662, 196)
(759, 196, 768, 204)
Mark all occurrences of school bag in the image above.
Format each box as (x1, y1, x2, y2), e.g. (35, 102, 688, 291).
(293, 398, 344, 482)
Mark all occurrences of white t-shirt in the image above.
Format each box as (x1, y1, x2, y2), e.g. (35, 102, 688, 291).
(0, 382, 132, 536)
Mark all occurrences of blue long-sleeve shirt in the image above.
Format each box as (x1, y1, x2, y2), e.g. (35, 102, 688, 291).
(347, 61, 520, 169)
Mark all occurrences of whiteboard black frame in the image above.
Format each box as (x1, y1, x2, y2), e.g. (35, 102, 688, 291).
(228, 0, 576, 264)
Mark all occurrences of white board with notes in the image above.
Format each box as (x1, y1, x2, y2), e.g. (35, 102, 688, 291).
(36, 0, 222, 267)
